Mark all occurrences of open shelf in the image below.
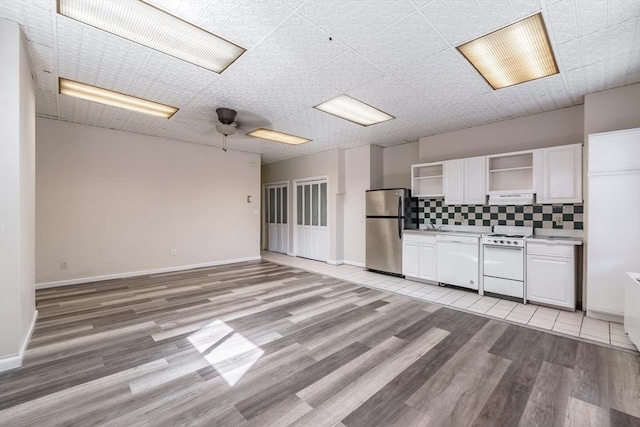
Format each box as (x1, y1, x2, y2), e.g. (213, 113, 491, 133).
(489, 166, 533, 173)
(414, 175, 444, 180)
(487, 151, 536, 194)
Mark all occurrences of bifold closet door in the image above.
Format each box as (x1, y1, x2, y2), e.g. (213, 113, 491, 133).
(296, 180, 328, 261)
(265, 184, 288, 254)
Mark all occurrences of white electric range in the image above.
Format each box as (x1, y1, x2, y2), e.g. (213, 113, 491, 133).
(481, 226, 533, 302)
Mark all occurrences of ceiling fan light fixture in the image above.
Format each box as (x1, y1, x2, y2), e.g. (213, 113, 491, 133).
(314, 95, 395, 126)
(247, 128, 311, 145)
(57, 0, 246, 74)
(456, 13, 559, 90)
(59, 78, 178, 118)
(216, 123, 236, 136)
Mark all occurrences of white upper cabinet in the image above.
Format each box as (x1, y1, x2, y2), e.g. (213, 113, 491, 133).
(539, 144, 583, 204)
(486, 150, 539, 194)
(443, 159, 464, 205)
(443, 157, 486, 205)
(411, 162, 444, 198)
(464, 156, 487, 204)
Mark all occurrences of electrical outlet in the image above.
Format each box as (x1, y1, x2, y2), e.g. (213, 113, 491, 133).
(171, 248, 177, 256)
(60, 260, 68, 270)
(553, 214, 563, 226)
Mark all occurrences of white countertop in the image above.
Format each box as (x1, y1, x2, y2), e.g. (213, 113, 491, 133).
(526, 235, 583, 245)
(404, 227, 486, 238)
(405, 226, 584, 244)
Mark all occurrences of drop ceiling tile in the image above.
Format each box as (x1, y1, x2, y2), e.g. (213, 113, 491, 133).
(355, 23, 440, 73)
(443, 0, 493, 40)
(476, 0, 517, 29)
(325, 1, 415, 47)
(231, 1, 292, 48)
(255, 14, 348, 74)
(35, 89, 58, 118)
(556, 39, 583, 71)
(196, 0, 244, 31)
(584, 61, 607, 93)
(306, 50, 386, 92)
(580, 30, 607, 67)
(508, 0, 542, 17)
(575, 0, 608, 36)
(35, 68, 57, 92)
(546, 0, 580, 44)
(398, 11, 448, 56)
(608, 0, 640, 25)
(421, 0, 469, 46)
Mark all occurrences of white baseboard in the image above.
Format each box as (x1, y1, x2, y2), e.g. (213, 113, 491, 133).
(36, 256, 262, 289)
(0, 309, 38, 373)
(343, 260, 365, 268)
(286, 252, 295, 257)
(327, 259, 344, 266)
(586, 309, 623, 324)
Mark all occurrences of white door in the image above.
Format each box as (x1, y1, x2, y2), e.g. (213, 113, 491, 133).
(402, 241, 419, 277)
(296, 179, 328, 261)
(264, 184, 288, 254)
(418, 243, 437, 281)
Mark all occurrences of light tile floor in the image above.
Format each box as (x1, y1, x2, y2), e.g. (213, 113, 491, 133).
(262, 251, 638, 353)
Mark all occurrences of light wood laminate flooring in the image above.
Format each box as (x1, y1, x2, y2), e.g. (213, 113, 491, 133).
(0, 261, 638, 426)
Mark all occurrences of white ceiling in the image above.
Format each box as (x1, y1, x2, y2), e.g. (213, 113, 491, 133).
(1, 0, 639, 164)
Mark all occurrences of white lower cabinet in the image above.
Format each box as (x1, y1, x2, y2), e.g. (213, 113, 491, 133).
(526, 242, 576, 310)
(402, 241, 419, 278)
(403, 233, 437, 282)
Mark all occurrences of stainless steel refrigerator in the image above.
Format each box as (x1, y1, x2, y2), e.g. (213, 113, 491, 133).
(365, 188, 415, 276)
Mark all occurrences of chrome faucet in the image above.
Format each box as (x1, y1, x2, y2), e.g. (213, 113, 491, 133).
(427, 220, 442, 231)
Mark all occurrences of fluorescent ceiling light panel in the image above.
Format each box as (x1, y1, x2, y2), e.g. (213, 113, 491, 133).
(59, 78, 178, 118)
(57, 0, 246, 74)
(314, 95, 395, 126)
(247, 128, 311, 145)
(456, 13, 559, 90)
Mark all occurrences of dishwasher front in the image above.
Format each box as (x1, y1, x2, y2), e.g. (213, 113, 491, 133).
(436, 235, 480, 290)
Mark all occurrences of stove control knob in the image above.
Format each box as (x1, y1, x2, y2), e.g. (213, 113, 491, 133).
(500, 240, 505, 244)
(507, 240, 512, 245)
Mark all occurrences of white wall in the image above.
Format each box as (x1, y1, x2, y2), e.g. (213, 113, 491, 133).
(370, 145, 383, 190)
(36, 118, 261, 285)
(344, 145, 372, 266)
(584, 83, 640, 135)
(0, 19, 36, 370)
(383, 141, 418, 189)
(262, 149, 344, 262)
(418, 105, 584, 162)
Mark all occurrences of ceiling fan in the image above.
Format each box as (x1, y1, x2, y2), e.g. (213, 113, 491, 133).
(203, 108, 270, 151)
(213, 107, 238, 152)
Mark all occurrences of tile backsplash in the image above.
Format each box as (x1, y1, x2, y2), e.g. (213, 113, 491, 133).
(415, 199, 583, 230)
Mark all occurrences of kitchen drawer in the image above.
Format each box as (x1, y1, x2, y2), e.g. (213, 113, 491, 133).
(527, 242, 574, 257)
(403, 233, 437, 244)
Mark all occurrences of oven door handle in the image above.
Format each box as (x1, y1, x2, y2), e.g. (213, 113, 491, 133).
(483, 244, 523, 250)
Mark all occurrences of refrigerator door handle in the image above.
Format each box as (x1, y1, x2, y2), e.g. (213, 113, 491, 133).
(397, 196, 402, 239)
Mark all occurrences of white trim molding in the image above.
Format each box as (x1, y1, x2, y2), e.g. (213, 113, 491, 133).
(0, 309, 38, 373)
(36, 256, 262, 289)
(327, 259, 344, 266)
